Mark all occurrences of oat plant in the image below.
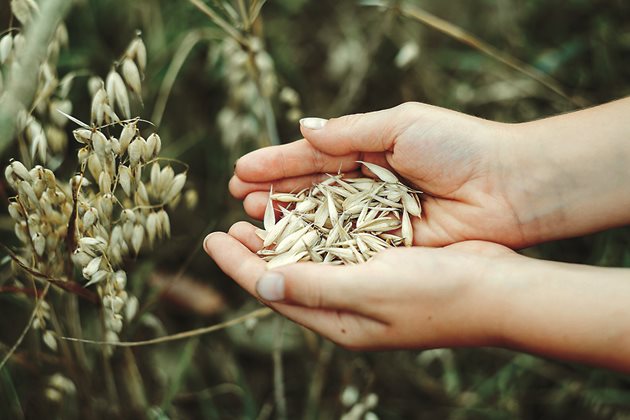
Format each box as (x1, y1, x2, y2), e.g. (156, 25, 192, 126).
(1, 5, 190, 413)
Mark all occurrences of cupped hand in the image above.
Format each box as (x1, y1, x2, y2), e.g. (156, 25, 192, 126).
(204, 221, 520, 350)
(229, 102, 531, 248)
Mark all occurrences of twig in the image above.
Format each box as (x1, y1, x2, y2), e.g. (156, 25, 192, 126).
(0, 0, 74, 157)
(361, 0, 587, 107)
(0, 283, 51, 371)
(60, 307, 273, 347)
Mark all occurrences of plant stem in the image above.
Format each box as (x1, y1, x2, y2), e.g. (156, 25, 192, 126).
(61, 307, 273, 347)
(272, 317, 287, 420)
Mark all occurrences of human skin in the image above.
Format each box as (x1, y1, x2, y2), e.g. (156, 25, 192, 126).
(205, 98, 630, 372)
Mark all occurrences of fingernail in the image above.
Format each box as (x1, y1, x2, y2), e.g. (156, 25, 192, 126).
(203, 234, 213, 253)
(300, 117, 327, 130)
(256, 271, 285, 301)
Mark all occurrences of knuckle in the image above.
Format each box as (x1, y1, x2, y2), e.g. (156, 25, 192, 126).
(305, 282, 324, 308)
(396, 101, 422, 114)
(331, 113, 365, 130)
(309, 148, 326, 172)
(285, 276, 323, 308)
(227, 221, 249, 236)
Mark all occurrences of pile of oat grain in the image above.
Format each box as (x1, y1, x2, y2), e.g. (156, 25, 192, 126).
(256, 162, 422, 268)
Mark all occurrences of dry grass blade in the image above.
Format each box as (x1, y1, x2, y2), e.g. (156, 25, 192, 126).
(60, 307, 273, 347)
(361, 0, 587, 107)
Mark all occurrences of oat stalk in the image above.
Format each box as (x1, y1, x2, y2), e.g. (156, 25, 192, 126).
(60, 307, 273, 347)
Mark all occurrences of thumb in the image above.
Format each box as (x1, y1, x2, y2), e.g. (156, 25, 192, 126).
(255, 262, 364, 310)
(299, 103, 421, 156)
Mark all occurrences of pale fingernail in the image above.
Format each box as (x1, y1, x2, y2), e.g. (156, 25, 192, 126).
(300, 117, 327, 130)
(203, 234, 214, 253)
(256, 272, 285, 301)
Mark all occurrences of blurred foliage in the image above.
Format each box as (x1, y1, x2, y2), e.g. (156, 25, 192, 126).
(1, 0, 630, 419)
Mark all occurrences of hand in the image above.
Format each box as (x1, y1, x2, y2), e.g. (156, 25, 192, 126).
(229, 102, 532, 247)
(204, 221, 516, 350)
(205, 223, 630, 372)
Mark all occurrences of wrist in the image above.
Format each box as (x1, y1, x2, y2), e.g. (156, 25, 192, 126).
(482, 256, 630, 371)
(470, 250, 535, 348)
(497, 101, 630, 244)
(494, 121, 572, 245)
(444, 246, 530, 348)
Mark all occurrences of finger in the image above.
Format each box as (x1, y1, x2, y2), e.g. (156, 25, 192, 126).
(203, 232, 266, 294)
(203, 231, 386, 346)
(235, 139, 360, 183)
(243, 191, 269, 220)
(243, 191, 298, 221)
(227, 221, 263, 253)
(229, 170, 362, 200)
(229, 173, 326, 200)
(299, 103, 421, 155)
(255, 262, 368, 312)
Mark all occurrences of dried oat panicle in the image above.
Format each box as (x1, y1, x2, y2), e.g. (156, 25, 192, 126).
(3, 31, 192, 349)
(256, 162, 423, 269)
